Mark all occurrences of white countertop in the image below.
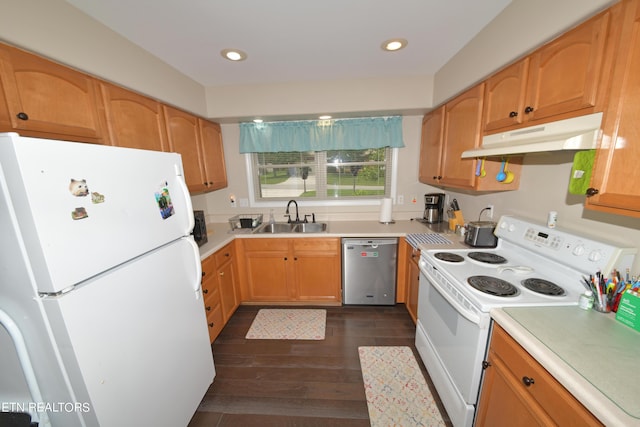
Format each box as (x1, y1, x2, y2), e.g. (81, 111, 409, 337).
(492, 307, 640, 426)
(197, 219, 467, 259)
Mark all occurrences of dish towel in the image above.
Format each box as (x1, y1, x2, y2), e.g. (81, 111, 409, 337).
(569, 150, 596, 195)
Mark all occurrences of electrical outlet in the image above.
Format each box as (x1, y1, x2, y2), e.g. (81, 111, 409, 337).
(230, 194, 236, 208)
(487, 205, 494, 219)
(397, 195, 404, 205)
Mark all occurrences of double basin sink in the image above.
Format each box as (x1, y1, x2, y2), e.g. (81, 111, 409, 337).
(254, 222, 328, 234)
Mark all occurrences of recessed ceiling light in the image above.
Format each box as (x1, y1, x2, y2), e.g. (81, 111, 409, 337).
(381, 38, 408, 52)
(221, 49, 247, 61)
(319, 115, 332, 120)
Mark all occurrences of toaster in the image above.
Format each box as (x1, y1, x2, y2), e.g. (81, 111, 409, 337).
(465, 221, 497, 248)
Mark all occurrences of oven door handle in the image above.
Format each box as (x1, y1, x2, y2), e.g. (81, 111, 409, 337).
(423, 270, 481, 325)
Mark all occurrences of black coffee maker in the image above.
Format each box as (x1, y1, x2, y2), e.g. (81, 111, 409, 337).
(424, 193, 445, 223)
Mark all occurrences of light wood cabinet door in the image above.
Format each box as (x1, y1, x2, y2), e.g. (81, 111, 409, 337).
(163, 105, 206, 193)
(586, 0, 640, 218)
(199, 119, 228, 191)
(525, 9, 611, 123)
(293, 238, 341, 302)
(243, 239, 291, 301)
(477, 325, 603, 427)
(405, 246, 420, 324)
(215, 243, 239, 323)
(418, 106, 444, 185)
(440, 85, 485, 189)
(0, 43, 105, 143)
(99, 82, 168, 151)
(483, 59, 529, 132)
(201, 255, 223, 343)
(0, 72, 10, 130)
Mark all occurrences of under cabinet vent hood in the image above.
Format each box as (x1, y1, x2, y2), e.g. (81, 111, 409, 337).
(461, 112, 603, 158)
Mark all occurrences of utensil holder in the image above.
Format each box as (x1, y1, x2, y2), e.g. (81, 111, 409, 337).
(448, 210, 465, 231)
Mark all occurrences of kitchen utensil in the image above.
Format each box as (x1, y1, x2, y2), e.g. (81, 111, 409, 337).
(475, 160, 482, 177)
(480, 158, 486, 177)
(452, 198, 460, 211)
(496, 159, 507, 182)
(502, 158, 515, 184)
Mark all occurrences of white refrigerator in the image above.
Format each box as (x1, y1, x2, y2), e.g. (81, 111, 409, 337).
(0, 133, 215, 427)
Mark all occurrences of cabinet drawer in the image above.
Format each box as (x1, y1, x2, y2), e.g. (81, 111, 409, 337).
(243, 238, 289, 252)
(214, 242, 234, 265)
(205, 302, 224, 343)
(202, 255, 216, 276)
(491, 325, 601, 426)
(293, 237, 339, 253)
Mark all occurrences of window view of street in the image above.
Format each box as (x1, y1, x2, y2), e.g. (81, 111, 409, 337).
(253, 148, 389, 200)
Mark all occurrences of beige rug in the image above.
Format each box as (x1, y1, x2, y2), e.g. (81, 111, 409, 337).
(245, 309, 326, 340)
(359, 346, 446, 427)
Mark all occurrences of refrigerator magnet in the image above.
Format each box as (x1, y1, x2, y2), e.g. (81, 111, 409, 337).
(91, 192, 105, 204)
(71, 207, 88, 220)
(155, 182, 175, 220)
(69, 179, 89, 197)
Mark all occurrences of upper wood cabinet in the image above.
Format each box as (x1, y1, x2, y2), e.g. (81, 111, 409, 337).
(420, 84, 522, 191)
(586, 0, 640, 218)
(0, 43, 106, 143)
(483, 8, 613, 133)
(163, 105, 207, 193)
(99, 82, 168, 151)
(198, 119, 228, 191)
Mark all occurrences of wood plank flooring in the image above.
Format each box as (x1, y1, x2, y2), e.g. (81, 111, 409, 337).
(188, 304, 452, 427)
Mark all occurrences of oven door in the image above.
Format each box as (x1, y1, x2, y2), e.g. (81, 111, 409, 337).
(415, 259, 491, 427)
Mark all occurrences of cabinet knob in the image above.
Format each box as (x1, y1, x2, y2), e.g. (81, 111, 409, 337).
(524, 106, 534, 114)
(224, 252, 230, 257)
(203, 289, 208, 294)
(205, 306, 211, 311)
(208, 322, 214, 327)
(585, 187, 599, 197)
(433, 175, 442, 180)
(16, 112, 29, 121)
(509, 111, 518, 118)
(482, 360, 491, 370)
(284, 257, 288, 261)
(522, 376, 535, 386)
(219, 272, 224, 276)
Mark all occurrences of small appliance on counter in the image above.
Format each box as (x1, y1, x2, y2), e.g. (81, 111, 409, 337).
(465, 221, 498, 248)
(424, 193, 445, 223)
(228, 213, 263, 232)
(192, 210, 208, 246)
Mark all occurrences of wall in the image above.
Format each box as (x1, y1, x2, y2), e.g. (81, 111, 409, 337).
(0, 0, 207, 116)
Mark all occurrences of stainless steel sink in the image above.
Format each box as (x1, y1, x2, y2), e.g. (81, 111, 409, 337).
(292, 222, 327, 233)
(255, 223, 294, 233)
(254, 222, 327, 234)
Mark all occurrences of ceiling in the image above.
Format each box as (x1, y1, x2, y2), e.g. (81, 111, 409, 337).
(66, 0, 512, 89)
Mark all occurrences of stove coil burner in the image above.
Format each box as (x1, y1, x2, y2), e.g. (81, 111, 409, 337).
(467, 275, 519, 297)
(434, 252, 465, 263)
(522, 278, 566, 296)
(468, 252, 508, 265)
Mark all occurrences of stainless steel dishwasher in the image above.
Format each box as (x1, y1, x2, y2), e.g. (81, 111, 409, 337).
(342, 238, 398, 305)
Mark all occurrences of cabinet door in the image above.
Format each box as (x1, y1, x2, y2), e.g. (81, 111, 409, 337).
(483, 59, 529, 132)
(587, 0, 640, 217)
(525, 9, 610, 122)
(440, 85, 484, 189)
(243, 239, 291, 301)
(0, 72, 10, 130)
(0, 43, 105, 143)
(99, 82, 168, 151)
(293, 239, 341, 302)
(163, 105, 206, 193)
(199, 119, 228, 191)
(406, 250, 420, 324)
(418, 107, 444, 185)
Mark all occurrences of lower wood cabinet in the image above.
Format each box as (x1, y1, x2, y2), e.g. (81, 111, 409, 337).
(406, 243, 420, 324)
(476, 324, 602, 427)
(238, 237, 341, 303)
(200, 242, 239, 343)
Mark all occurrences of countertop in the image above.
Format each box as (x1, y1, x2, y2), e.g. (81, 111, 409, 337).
(492, 307, 640, 426)
(197, 219, 468, 259)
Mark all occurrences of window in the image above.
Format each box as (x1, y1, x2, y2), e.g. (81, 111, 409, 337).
(240, 116, 403, 205)
(250, 147, 393, 202)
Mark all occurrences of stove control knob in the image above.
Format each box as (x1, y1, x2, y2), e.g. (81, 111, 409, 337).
(572, 244, 586, 256)
(588, 250, 603, 262)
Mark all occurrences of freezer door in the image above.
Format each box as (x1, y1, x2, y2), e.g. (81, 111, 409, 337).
(0, 133, 194, 294)
(41, 237, 214, 427)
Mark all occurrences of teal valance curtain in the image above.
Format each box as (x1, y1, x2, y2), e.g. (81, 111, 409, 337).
(239, 116, 404, 153)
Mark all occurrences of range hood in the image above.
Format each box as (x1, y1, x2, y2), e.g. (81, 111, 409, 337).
(461, 112, 603, 158)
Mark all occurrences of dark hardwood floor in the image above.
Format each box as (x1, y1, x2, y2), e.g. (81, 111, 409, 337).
(188, 304, 452, 427)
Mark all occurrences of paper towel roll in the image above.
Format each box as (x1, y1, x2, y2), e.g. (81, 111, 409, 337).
(379, 197, 393, 223)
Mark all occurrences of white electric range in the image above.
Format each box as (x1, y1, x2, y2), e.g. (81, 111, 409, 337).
(415, 215, 636, 427)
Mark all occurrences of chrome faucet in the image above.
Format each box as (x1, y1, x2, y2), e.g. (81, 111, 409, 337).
(285, 199, 300, 223)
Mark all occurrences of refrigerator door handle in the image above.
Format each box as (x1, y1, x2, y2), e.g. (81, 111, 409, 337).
(184, 236, 204, 299)
(175, 163, 195, 234)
